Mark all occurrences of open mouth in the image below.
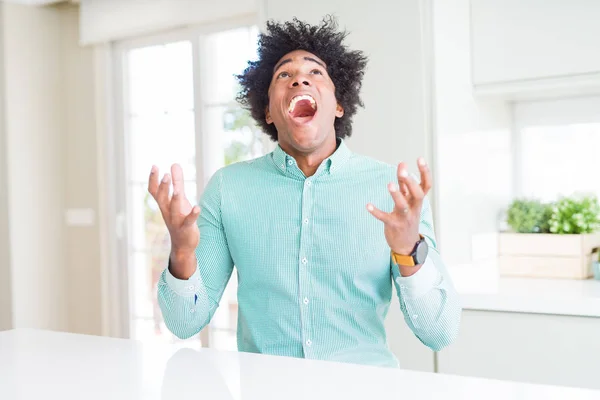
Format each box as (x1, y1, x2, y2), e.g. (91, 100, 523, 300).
(288, 95, 317, 120)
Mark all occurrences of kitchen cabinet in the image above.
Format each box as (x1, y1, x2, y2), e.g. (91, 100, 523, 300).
(470, 0, 600, 99)
(438, 310, 600, 390)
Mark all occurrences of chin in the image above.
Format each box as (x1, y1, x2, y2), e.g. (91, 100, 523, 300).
(288, 126, 323, 150)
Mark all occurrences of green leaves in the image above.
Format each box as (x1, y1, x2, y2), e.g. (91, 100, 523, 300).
(506, 195, 600, 235)
(549, 195, 600, 234)
(507, 199, 553, 233)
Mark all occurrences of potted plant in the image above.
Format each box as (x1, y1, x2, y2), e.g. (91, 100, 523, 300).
(592, 246, 600, 280)
(499, 194, 600, 279)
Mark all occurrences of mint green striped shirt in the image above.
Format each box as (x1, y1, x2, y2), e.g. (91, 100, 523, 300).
(158, 139, 461, 368)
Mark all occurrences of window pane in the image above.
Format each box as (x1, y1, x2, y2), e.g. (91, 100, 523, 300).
(129, 251, 156, 319)
(129, 111, 196, 182)
(203, 27, 259, 104)
(204, 105, 264, 167)
(521, 123, 600, 202)
(164, 41, 194, 112)
(129, 180, 197, 253)
(128, 41, 193, 115)
(129, 182, 170, 252)
(128, 45, 165, 115)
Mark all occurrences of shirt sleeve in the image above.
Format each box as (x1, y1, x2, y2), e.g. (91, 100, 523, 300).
(390, 196, 462, 351)
(157, 168, 235, 340)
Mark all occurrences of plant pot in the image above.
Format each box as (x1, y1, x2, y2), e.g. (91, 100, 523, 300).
(593, 261, 600, 280)
(498, 232, 600, 279)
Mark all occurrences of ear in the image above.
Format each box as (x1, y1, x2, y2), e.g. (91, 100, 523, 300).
(265, 106, 273, 124)
(335, 103, 344, 118)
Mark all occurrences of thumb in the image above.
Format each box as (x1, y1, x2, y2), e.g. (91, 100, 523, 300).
(182, 206, 200, 227)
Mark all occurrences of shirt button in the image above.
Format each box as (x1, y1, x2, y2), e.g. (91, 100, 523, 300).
(412, 314, 418, 319)
(190, 309, 195, 313)
(188, 285, 195, 291)
(301, 257, 307, 264)
(288, 159, 293, 165)
(306, 339, 312, 346)
(303, 218, 309, 224)
(303, 298, 309, 305)
(281, 163, 285, 169)
(305, 180, 312, 186)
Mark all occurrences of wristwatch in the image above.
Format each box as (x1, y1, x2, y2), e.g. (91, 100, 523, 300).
(391, 235, 429, 267)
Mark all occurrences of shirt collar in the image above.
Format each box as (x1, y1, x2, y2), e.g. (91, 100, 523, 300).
(272, 137, 352, 176)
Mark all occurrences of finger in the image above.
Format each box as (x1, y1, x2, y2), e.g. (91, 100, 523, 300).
(156, 173, 172, 214)
(417, 157, 432, 195)
(148, 165, 159, 197)
(366, 203, 393, 224)
(396, 162, 408, 186)
(387, 182, 409, 214)
(182, 206, 201, 227)
(170, 164, 185, 216)
(400, 182, 409, 197)
(398, 167, 424, 205)
(171, 163, 185, 197)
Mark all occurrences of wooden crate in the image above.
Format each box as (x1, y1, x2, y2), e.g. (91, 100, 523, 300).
(498, 233, 600, 279)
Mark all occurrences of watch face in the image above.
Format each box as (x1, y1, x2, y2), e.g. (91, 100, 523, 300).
(415, 239, 429, 263)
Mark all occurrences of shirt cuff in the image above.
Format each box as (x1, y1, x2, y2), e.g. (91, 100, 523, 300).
(164, 266, 201, 297)
(393, 256, 441, 298)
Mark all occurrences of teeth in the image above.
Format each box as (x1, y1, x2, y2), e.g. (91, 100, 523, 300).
(288, 95, 316, 113)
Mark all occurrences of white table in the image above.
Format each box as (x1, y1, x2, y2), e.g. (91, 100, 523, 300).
(1, 329, 599, 399)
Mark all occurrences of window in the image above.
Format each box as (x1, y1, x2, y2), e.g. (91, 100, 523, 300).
(115, 23, 266, 350)
(514, 96, 600, 203)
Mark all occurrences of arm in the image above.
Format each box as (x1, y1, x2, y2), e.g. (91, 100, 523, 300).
(157, 169, 234, 339)
(390, 196, 462, 351)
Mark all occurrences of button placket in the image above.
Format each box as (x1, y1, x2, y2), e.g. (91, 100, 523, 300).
(298, 176, 315, 355)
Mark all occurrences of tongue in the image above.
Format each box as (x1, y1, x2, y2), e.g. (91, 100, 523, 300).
(291, 99, 316, 118)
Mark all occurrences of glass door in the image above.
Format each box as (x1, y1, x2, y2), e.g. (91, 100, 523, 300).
(122, 40, 200, 347)
(116, 24, 267, 350)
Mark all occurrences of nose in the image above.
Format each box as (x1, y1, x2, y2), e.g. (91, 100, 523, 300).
(291, 76, 311, 87)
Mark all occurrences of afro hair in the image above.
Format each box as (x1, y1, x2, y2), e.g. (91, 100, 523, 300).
(236, 15, 369, 142)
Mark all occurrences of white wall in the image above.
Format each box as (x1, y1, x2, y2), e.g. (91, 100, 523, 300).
(79, 0, 257, 44)
(0, 4, 14, 331)
(2, 2, 67, 330)
(61, 4, 103, 335)
(432, 0, 513, 264)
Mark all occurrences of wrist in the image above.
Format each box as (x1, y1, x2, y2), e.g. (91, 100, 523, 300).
(391, 233, 421, 255)
(170, 247, 194, 260)
(398, 263, 422, 277)
(169, 249, 196, 280)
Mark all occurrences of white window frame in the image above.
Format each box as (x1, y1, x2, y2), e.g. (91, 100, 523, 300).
(105, 14, 264, 343)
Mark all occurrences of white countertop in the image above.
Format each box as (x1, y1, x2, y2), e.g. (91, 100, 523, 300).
(449, 260, 600, 317)
(1, 329, 599, 400)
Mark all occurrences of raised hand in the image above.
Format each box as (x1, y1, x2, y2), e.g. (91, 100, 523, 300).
(148, 163, 200, 278)
(366, 157, 432, 256)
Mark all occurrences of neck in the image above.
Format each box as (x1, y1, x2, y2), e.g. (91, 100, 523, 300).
(280, 135, 338, 177)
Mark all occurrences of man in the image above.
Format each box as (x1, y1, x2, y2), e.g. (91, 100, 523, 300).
(148, 16, 461, 368)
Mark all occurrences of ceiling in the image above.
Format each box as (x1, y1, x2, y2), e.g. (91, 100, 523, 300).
(0, 0, 79, 5)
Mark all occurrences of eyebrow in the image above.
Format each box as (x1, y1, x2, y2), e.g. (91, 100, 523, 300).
(274, 56, 326, 73)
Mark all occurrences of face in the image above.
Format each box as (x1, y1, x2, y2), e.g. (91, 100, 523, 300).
(266, 50, 344, 154)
